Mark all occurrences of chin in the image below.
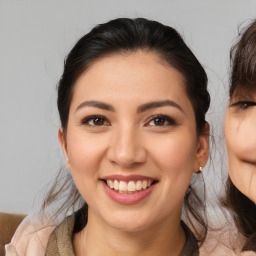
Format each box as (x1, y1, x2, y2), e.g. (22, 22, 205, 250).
(104, 212, 155, 233)
(112, 220, 149, 232)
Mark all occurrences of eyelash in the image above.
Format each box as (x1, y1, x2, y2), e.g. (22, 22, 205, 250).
(80, 114, 177, 127)
(80, 115, 110, 126)
(146, 114, 177, 127)
(230, 101, 256, 110)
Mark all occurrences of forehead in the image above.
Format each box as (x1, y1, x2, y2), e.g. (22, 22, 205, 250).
(68, 51, 197, 119)
(69, 51, 196, 124)
(73, 51, 187, 97)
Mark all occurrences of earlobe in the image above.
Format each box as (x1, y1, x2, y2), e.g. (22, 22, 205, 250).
(193, 122, 210, 173)
(58, 128, 70, 169)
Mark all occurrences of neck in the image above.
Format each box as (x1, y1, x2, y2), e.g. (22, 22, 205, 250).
(73, 208, 186, 256)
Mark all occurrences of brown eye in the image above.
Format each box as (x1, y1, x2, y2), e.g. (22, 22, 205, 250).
(238, 102, 250, 110)
(81, 115, 110, 126)
(93, 117, 105, 126)
(230, 101, 256, 110)
(153, 117, 166, 126)
(147, 115, 177, 127)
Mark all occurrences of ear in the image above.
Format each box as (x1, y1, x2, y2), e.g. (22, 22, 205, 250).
(58, 128, 71, 170)
(193, 122, 209, 173)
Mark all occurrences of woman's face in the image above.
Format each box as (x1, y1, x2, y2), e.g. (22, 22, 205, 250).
(225, 89, 256, 203)
(59, 51, 209, 231)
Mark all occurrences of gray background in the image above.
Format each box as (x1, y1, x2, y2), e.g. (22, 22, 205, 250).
(0, 0, 255, 214)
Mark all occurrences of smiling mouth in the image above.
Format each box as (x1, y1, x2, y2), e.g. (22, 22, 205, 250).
(101, 179, 158, 194)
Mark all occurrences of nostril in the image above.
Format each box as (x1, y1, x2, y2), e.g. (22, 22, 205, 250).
(107, 135, 147, 167)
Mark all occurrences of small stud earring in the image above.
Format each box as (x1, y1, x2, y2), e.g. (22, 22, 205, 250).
(197, 166, 202, 174)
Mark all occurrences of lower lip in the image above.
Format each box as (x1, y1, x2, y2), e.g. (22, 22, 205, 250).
(102, 181, 155, 205)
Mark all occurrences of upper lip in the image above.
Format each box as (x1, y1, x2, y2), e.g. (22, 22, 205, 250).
(100, 174, 158, 182)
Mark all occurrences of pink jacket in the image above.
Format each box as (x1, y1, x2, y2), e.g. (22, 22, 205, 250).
(5, 215, 56, 256)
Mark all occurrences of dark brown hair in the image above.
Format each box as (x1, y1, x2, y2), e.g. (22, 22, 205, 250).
(43, 18, 210, 244)
(230, 20, 256, 98)
(224, 19, 256, 252)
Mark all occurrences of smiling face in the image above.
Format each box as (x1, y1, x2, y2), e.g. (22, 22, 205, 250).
(225, 90, 256, 204)
(59, 51, 209, 232)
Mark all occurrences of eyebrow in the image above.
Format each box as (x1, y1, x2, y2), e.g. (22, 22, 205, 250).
(75, 99, 184, 113)
(138, 100, 184, 113)
(75, 101, 115, 112)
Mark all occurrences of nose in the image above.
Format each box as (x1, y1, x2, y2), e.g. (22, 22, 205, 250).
(107, 125, 147, 168)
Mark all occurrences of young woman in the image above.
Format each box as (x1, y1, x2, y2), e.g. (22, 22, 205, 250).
(6, 18, 210, 256)
(224, 20, 256, 254)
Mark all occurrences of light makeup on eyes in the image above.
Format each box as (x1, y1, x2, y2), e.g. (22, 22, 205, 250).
(146, 114, 177, 127)
(80, 115, 110, 126)
(80, 114, 178, 128)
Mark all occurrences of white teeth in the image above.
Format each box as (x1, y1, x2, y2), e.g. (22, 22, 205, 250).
(142, 180, 148, 189)
(119, 181, 127, 193)
(107, 180, 114, 189)
(106, 179, 154, 193)
(114, 180, 119, 191)
(128, 181, 136, 192)
(136, 180, 142, 191)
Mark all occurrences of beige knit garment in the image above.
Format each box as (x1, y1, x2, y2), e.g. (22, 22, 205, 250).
(45, 216, 75, 256)
(45, 217, 199, 256)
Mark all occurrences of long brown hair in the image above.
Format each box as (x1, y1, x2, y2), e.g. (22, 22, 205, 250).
(42, 18, 210, 245)
(223, 19, 256, 252)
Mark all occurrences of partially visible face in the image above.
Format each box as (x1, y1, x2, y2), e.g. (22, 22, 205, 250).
(59, 51, 209, 232)
(225, 89, 256, 204)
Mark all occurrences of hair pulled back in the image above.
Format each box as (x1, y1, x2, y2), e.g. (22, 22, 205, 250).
(58, 18, 209, 135)
(45, 18, 210, 245)
(224, 20, 256, 252)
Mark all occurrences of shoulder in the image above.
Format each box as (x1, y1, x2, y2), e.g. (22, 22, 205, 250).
(199, 228, 237, 256)
(45, 215, 75, 255)
(5, 214, 56, 256)
(200, 228, 256, 256)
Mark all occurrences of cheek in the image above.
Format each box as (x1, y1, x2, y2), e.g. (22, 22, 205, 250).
(226, 117, 256, 161)
(147, 132, 197, 215)
(225, 119, 245, 181)
(225, 114, 256, 202)
(66, 131, 107, 181)
(148, 131, 197, 177)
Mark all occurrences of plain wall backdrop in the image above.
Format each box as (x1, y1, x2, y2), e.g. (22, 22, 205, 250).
(0, 0, 256, 214)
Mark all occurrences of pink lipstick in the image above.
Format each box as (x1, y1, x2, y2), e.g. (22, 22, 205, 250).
(100, 175, 158, 205)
